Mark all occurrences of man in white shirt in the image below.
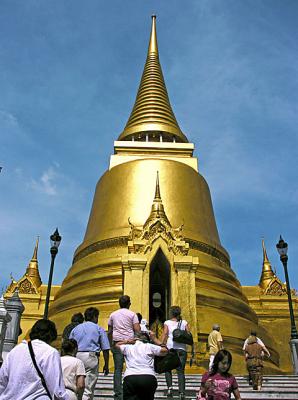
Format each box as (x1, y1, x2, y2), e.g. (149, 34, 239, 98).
(0, 319, 68, 400)
(208, 324, 223, 370)
(108, 295, 140, 400)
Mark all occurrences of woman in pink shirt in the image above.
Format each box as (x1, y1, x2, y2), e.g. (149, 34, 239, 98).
(199, 350, 241, 400)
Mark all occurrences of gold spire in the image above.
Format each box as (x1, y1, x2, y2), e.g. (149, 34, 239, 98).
(32, 236, 39, 261)
(154, 171, 161, 200)
(118, 15, 188, 143)
(259, 239, 275, 289)
(25, 237, 42, 288)
(144, 172, 170, 226)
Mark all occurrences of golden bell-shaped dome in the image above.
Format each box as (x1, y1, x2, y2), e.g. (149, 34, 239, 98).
(49, 16, 281, 375)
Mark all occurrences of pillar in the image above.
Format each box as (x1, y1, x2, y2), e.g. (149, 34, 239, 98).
(0, 296, 12, 365)
(174, 256, 199, 340)
(3, 289, 25, 357)
(122, 255, 148, 318)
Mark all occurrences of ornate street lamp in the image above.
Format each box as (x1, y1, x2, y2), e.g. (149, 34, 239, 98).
(43, 228, 61, 320)
(276, 235, 298, 374)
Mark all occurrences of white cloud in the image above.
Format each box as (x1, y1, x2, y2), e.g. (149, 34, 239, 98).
(30, 166, 58, 196)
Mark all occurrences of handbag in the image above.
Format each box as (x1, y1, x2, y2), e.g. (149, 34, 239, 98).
(154, 348, 181, 373)
(172, 320, 194, 345)
(28, 341, 51, 398)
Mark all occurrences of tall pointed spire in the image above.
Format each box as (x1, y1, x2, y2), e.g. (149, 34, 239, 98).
(32, 236, 39, 261)
(144, 172, 170, 225)
(25, 237, 42, 288)
(154, 171, 161, 200)
(259, 239, 275, 289)
(118, 16, 188, 143)
(262, 239, 270, 264)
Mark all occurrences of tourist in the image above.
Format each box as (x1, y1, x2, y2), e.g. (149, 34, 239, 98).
(61, 339, 86, 399)
(199, 349, 241, 400)
(108, 295, 140, 400)
(115, 331, 168, 400)
(242, 330, 269, 386)
(242, 330, 270, 357)
(244, 333, 264, 391)
(70, 307, 110, 400)
(0, 319, 69, 399)
(62, 313, 84, 341)
(136, 312, 142, 324)
(161, 305, 190, 400)
(208, 324, 223, 370)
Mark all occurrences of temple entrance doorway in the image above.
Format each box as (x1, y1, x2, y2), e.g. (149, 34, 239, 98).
(149, 249, 170, 334)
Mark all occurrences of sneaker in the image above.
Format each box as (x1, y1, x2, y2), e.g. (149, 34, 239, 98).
(167, 388, 173, 398)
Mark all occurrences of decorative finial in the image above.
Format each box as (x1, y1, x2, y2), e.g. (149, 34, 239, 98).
(262, 239, 269, 263)
(259, 238, 275, 289)
(32, 236, 39, 260)
(154, 172, 161, 200)
(148, 15, 158, 55)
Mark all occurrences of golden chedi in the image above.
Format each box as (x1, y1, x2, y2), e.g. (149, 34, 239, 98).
(49, 16, 282, 373)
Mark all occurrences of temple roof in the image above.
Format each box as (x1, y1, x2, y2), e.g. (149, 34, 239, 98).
(25, 237, 42, 289)
(6, 237, 42, 295)
(118, 16, 188, 143)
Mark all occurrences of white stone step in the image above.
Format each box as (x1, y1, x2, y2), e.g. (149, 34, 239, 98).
(94, 373, 298, 400)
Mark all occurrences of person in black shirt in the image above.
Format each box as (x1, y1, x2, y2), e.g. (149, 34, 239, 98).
(62, 312, 84, 341)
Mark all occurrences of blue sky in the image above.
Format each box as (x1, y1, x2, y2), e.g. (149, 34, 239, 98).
(1, 1, 298, 292)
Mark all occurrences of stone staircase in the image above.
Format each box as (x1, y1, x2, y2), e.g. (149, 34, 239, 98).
(94, 373, 298, 399)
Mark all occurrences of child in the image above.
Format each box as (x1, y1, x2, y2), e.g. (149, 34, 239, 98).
(61, 339, 86, 400)
(199, 350, 241, 400)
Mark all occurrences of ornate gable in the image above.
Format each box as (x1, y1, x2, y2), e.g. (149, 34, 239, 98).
(264, 276, 287, 296)
(128, 173, 189, 256)
(18, 276, 38, 294)
(6, 275, 39, 296)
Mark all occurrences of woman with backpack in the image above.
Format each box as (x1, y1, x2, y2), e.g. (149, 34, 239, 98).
(161, 306, 191, 400)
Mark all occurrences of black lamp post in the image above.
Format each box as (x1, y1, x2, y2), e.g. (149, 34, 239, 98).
(43, 228, 61, 320)
(276, 235, 298, 374)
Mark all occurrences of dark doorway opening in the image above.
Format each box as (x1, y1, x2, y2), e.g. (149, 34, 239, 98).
(149, 248, 170, 326)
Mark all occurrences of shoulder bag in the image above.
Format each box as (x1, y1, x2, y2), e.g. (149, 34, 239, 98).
(28, 341, 52, 398)
(172, 320, 194, 345)
(154, 348, 181, 374)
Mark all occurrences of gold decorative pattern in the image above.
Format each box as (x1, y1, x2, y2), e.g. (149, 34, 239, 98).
(128, 173, 189, 255)
(73, 237, 128, 263)
(18, 277, 37, 294)
(187, 239, 230, 266)
(265, 278, 287, 296)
